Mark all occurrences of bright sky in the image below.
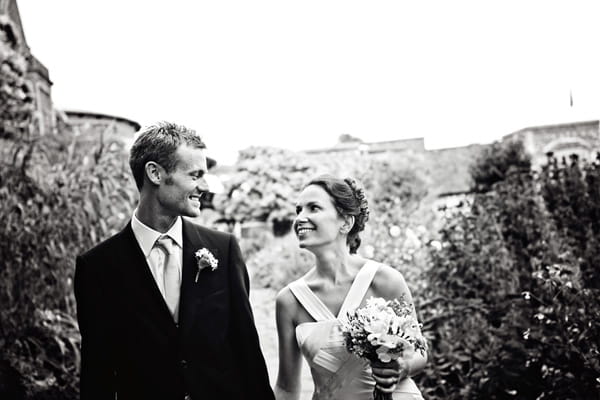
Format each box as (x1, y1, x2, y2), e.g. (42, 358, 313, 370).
(18, 1, 600, 165)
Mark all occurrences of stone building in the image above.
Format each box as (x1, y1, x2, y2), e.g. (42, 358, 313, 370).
(0, 0, 54, 136)
(58, 110, 141, 144)
(503, 120, 600, 167)
(1, 0, 141, 139)
(305, 136, 425, 157)
(300, 119, 599, 214)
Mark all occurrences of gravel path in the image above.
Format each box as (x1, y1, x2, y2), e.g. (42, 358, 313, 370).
(250, 287, 314, 400)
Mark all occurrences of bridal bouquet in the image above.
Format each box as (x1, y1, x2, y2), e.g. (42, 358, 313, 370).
(341, 296, 427, 400)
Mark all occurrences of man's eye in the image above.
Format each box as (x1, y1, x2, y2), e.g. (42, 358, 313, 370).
(295, 207, 301, 215)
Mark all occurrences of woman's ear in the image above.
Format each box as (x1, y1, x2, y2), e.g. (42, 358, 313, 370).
(340, 215, 355, 234)
(145, 161, 162, 186)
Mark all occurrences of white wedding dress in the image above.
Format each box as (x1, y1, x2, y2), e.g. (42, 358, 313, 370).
(287, 260, 424, 400)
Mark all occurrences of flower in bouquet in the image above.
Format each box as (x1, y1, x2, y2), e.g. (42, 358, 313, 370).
(341, 296, 427, 399)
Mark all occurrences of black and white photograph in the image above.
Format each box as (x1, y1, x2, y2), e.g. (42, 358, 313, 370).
(1, 1, 599, 399)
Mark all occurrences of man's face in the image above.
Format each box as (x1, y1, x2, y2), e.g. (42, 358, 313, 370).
(157, 144, 209, 218)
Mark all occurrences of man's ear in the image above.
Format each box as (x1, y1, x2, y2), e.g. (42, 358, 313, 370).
(340, 215, 355, 234)
(145, 161, 162, 186)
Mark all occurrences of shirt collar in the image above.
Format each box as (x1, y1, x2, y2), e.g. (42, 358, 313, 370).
(131, 211, 183, 257)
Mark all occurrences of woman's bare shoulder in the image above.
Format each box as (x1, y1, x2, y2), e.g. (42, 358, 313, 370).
(276, 285, 297, 310)
(370, 262, 411, 300)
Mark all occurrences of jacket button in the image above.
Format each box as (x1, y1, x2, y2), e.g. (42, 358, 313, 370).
(184, 394, 191, 400)
(181, 359, 188, 368)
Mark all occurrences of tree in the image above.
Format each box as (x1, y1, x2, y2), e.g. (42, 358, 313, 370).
(469, 140, 531, 192)
(213, 146, 341, 235)
(539, 153, 600, 288)
(1, 124, 137, 398)
(417, 141, 600, 399)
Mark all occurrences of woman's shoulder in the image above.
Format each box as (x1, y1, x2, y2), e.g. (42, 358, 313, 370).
(275, 269, 312, 315)
(276, 286, 297, 312)
(369, 261, 410, 299)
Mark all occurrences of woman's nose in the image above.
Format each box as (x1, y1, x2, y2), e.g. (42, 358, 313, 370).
(294, 211, 308, 224)
(197, 178, 209, 192)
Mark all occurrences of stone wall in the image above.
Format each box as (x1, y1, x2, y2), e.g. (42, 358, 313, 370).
(62, 110, 141, 144)
(504, 120, 600, 166)
(1, 0, 54, 136)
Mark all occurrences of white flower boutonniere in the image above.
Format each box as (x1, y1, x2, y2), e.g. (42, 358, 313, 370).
(194, 248, 218, 282)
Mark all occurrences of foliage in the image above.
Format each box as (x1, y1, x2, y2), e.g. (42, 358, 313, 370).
(469, 140, 531, 192)
(246, 233, 315, 290)
(0, 127, 137, 398)
(213, 147, 340, 231)
(417, 142, 600, 399)
(231, 147, 433, 290)
(355, 156, 431, 289)
(539, 154, 600, 288)
(0, 16, 34, 139)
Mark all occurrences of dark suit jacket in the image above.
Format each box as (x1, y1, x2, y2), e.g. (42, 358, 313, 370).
(74, 219, 274, 400)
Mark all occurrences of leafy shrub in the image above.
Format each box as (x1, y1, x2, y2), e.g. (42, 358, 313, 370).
(246, 233, 315, 290)
(355, 157, 431, 291)
(219, 146, 434, 292)
(539, 154, 600, 287)
(470, 140, 531, 191)
(0, 129, 137, 398)
(213, 146, 342, 232)
(417, 142, 600, 399)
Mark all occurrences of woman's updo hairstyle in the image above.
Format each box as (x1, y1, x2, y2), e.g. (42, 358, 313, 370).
(305, 175, 370, 254)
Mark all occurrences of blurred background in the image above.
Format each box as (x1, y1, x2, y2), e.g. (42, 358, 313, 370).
(1, 1, 599, 399)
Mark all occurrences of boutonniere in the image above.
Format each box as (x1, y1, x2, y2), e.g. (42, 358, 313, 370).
(194, 248, 218, 282)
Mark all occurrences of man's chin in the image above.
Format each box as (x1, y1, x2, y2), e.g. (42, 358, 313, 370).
(182, 205, 202, 217)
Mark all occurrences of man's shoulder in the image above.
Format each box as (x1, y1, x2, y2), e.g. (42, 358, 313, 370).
(78, 223, 130, 262)
(184, 218, 233, 243)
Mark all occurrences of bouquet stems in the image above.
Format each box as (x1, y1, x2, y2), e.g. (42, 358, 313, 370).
(373, 387, 393, 400)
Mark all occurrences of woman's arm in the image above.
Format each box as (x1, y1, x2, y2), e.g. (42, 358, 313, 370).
(274, 287, 303, 400)
(370, 264, 428, 390)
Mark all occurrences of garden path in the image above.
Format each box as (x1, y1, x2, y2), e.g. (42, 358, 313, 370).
(250, 287, 313, 400)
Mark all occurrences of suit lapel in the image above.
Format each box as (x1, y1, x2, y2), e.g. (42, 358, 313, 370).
(179, 220, 219, 338)
(119, 222, 178, 337)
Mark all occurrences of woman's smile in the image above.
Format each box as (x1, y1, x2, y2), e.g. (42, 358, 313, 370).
(296, 226, 315, 237)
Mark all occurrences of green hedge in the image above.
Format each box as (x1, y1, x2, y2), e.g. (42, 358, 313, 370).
(0, 132, 136, 399)
(417, 147, 600, 399)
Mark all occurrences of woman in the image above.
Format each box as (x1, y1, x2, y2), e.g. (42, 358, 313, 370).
(275, 175, 427, 400)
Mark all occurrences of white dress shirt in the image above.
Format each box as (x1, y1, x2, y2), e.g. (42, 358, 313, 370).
(131, 212, 183, 303)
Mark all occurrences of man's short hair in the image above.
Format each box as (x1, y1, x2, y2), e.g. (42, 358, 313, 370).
(129, 121, 206, 190)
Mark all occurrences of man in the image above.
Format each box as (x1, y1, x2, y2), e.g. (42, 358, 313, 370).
(74, 122, 274, 400)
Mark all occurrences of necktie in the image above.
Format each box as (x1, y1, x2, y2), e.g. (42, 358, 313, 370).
(155, 236, 180, 322)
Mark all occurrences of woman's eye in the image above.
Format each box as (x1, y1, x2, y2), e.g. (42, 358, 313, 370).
(295, 206, 301, 215)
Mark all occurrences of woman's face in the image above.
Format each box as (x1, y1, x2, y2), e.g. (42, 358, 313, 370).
(293, 184, 345, 252)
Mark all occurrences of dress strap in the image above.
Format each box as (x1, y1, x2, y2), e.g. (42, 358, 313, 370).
(337, 260, 380, 318)
(288, 278, 335, 321)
